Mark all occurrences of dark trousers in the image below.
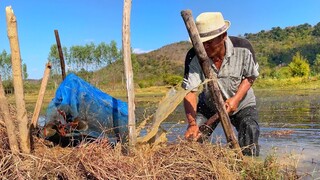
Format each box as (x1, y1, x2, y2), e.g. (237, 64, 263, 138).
(196, 101, 260, 156)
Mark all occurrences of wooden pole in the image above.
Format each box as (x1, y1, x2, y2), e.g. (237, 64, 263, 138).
(181, 10, 242, 156)
(122, 0, 136, 146)
(54, 30, 66, 80)
(0, 117, 5, 127)
(31, 63, 52, 128)
(0, 76, 19, 154)
(6, 6, 30, 154)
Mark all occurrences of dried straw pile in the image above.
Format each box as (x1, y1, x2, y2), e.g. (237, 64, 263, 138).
(0, 105, 299, 179)
(0, 131, 299, 179)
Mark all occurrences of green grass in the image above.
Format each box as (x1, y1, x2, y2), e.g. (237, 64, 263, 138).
(6, 89, 55, 114)
(254, 76, 320, 90)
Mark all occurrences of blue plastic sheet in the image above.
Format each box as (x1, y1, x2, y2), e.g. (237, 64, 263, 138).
(44, 73, 128, 141)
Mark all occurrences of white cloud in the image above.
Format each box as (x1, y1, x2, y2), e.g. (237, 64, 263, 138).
(132, 48, 152, 54)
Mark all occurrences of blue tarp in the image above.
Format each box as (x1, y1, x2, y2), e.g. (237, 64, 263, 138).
(44, 73, 128, 141)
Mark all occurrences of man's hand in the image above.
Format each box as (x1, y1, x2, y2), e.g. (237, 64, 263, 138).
(185, 125, 201, 141)
(225, 96, 240, 114)
(225, 77, 254, 114)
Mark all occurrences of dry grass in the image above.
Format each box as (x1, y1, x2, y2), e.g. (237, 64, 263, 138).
(0, 127, 300, 180)
(0, 105, 302, 180)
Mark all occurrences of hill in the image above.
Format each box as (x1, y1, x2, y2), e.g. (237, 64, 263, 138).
(92, 41, 192, 88)
(69, 22, 320, 88)
(136, 41, 192, 66)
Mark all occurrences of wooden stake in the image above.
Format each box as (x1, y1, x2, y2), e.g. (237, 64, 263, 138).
(122, 0, 137, 146)
(5, 6, 30, 153)
(181, 10, 242, 157)
(0, 117, 5, 127)
(31, 63, 52, 128)
(0, 76, 19, 154)
(54, 30, 66, 80)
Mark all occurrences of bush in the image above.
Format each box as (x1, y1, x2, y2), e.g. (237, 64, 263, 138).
(2, 80, 14, 94)
(277, 67, 292, 79)
(138, 79, 156, 88)
(164, 75, 183, 86)
(288, 52, 310, 77)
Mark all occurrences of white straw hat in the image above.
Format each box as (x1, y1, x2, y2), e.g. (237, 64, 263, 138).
(195, 12, 230, 43)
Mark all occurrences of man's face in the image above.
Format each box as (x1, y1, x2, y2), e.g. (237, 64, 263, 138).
(203, 34, 225, 59)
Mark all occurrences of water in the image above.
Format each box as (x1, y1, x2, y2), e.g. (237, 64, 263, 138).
(256, 89, 320, 125)
(256, 89, 320, 178)
(151, 88, 320, 178)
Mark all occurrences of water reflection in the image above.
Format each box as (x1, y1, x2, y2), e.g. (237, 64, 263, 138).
(256, 89, 320, 125)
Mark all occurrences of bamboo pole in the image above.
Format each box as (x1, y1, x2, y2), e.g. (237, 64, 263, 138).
(181, 10, 242, 157)
(54, 30, 66, 80)
(0, 76, 19, 154)
(31, 63, 52, 128)
(6, 6, 31, 154)
(122, 0, 136, 146)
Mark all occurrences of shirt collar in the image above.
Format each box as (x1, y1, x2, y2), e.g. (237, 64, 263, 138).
(225, 36, 234, 58)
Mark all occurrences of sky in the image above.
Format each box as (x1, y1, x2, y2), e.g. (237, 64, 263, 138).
(0, 0, 319, 79)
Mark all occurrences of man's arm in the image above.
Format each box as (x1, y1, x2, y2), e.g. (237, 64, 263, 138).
(184, 91, 201, 140)
(184, 91, 197, 126)
(225, 77, 255, 113)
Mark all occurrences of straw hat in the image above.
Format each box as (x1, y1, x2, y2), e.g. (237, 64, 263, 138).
(195, 12, 230, 43)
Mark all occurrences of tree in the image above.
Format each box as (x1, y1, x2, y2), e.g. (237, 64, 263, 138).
(49, 41, 122, 76)
(0, 50, 12, 80)
(109, 40, 121, 64)
(22, 63, 28, 79)
(48, 45, 63, 88)
(296, 23, 312, 37)
(270, 27, 285, 41)
(288, 52, 310, 77)
(313, 54, 320, 74)
(312, 22, 320, 37)
(48, 45, 61, 76)
(93, 42, 109, 68)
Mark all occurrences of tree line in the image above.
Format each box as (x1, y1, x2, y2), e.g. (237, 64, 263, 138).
(48, 40, 183, 88)
(48, 40, 120, 76)
(244, 22, 320, 79)
(0, 50, 28, 90)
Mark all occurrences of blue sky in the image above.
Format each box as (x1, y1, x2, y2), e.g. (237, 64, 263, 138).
(0, 0, 319, 79)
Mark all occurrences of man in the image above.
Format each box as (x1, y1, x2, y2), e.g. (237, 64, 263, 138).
(182, 12, 260, 156)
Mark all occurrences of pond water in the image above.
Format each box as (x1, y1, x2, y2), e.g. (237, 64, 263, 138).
(150, 88, 320, 179)
(257, 89, 320, 178)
